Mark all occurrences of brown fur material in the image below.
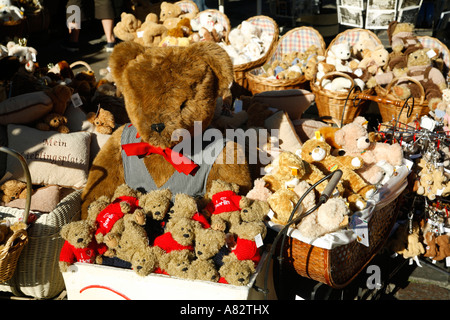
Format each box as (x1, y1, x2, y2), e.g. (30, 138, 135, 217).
(81, 41, 252, 219)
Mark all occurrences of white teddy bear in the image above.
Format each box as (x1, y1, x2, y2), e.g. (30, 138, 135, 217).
(326, 41, 354, 73)
(0, 0, 23, 23)
(6, 40, 37, 72)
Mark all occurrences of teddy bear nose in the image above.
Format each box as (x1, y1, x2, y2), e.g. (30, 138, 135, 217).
(238, 277, 245, 283)
(151, 123, 165, 133)
(197, 251, 203, 255)
(137, 266, 142, 270)
(183, 233, 189, 238)
(182, 267, 188, 272)
(77, 238, 83, 243)
(154, 211, 160, 216)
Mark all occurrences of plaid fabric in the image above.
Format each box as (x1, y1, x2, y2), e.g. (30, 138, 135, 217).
(176, 1, 198, 13)
(271, 27, 325, 62)
(418, 36, 450, 74)
(247, 16, 277, 37)
(332, 29, 381, 48)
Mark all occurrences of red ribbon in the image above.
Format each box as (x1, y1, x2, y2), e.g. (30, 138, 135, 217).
(121, 142, 199, 176)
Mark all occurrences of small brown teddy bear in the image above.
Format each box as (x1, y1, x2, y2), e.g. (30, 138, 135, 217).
(158, 249, 194, 278)
(45, 84, 74, 115)
(218, 254, 256, 286)
(206, 179, 252, 232)
(113, 12, 142, 41)
(130, 245, 163, 277)
(153, 217, 199, 253)
(134, 13, 168, 47)
(194, 227, 228, 268)
(387, 21, 420, 54)
(0, 179, 28, 203)
(423, 231, 438, 259)
(59, 220, 107, 272)
(159, 1, 182, 29)
(87, 108, 115, 135)
(81, 40, 252, 220)
(434, 234, 450, 261)
(110, 213, 149, 263)
(139, 188, 172, 243)
(187, 259, 220, 282)
(93, 184, 142, 246)
(357, 45, 389, 79)
(267, 188, 300, 225)
(168, 193, 210, 228)
(36, 113, 69, 133)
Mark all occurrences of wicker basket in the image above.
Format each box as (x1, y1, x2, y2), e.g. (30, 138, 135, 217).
(311, 71, 371, 126)
(374, 76, 427, 124)
(0, 146, 31, 283)
(0, 190, 82, 299)
(281, 193, 403, 289)
(372, 35, 450, 124)
(246, 26, 325, 95)
(310, 28, 382, 126)
(231, 15, 279, 96)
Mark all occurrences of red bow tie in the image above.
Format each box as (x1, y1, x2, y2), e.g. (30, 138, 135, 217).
(121, 142, 199, 176)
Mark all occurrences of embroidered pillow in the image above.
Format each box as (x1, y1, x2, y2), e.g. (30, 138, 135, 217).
(6, 124, 91, 188)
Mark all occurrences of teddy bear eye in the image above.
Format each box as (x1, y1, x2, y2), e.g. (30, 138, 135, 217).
(180, 100, 187, 111)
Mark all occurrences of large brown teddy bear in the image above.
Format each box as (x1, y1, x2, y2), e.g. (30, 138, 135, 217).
(80, 41, 252, 219)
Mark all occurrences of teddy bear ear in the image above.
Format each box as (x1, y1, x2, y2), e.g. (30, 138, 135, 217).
(60, 223, 70, 240)
(189, 41, 234, 97)
(108, 41, 146, 87)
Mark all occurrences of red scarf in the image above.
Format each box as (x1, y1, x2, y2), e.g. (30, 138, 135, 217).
(121, 142, 199, 176)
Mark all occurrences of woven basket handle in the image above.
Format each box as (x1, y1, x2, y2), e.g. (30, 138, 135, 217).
(318, 71, 355, 90)
(70, 61, 93, 73)
(385, 76, 425, 106)
(2, 229, 27, 253)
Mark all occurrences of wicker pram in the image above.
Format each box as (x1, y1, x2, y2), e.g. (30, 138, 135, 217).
(266, 165, 409, 290)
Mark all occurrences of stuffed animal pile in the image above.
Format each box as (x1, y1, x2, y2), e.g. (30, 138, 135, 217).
(113, 2, 229, 48)
(60, 181, 270, 286)
(256, 45, 320, 81)
(218, 20, 273, 66)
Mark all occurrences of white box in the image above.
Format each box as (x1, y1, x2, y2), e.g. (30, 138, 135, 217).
(62, 252, 277, 300)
